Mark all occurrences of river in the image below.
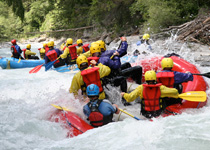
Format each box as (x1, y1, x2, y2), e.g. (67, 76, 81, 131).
(0, 37, 210, 150)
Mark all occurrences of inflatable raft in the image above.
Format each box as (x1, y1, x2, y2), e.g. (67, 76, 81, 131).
(0, 57, 44, 69)
(49, 55, 208, 137)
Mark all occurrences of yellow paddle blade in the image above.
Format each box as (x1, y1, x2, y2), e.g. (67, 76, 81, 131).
(51, 104, 70, 111)
(18, 57, 21, 63)
(178, 91, 207, 102)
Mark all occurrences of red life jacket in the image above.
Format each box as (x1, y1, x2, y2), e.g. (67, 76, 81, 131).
(22, 49, 26, 59)
(45, 46, 49, 54)
(46, 50, 59, 64)
(88, 100, 104, 127)
(156, 72, 174, 88)
(11, 45, 18, 54)
(87, 57, 100, 66)
(62, 46, 66, 51)
(142, 83, 162, 112)
(81, 67, 103, 93)
(82, 44, 90, 52)
(68, 44, 77, 60)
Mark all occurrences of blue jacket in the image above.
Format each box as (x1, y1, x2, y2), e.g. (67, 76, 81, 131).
(83, 99, 117, 117)
(101, 41, 128, 58)
(45, 48, 63, 64)
(159, 70, 193, 84)
(99, 56, 121, 70)
(13, 45, 22, 54)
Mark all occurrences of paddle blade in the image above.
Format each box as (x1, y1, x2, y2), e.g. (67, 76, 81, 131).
(51, 104, 71, 111)
(18, 57, 21, 63)
(178, 91, 207, 102)
(45, 60, 56, 71)
(29, 64, 44, 74)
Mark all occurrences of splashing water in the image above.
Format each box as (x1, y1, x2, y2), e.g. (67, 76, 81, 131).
(0, 36, 210, 150)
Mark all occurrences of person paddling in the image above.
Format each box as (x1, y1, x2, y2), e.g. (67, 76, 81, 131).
(10, 39, 24, 59)
(24, 44, 39, 60)
(121, 70, 179, 119)
(83, 84, 120, 127)
(45, 41, 64, 68)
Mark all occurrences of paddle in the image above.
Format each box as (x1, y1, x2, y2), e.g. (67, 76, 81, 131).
(29, 63, 45, 74)
(51, 104, 83, 133)
(178, 91, 206, 102)
(51, 104, 71, 111)
(193, 72, 210, 79)
(119, 108, 141, 120)
(18, 57, 21, 63)
(110, 41, 122, 59)
(45, 56, 61, 71)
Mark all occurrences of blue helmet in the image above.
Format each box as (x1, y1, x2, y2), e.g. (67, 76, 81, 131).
(86, 84, 99, 96)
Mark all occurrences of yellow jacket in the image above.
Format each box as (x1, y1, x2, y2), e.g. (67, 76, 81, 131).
(60, 47, 69, 59)
(77, 46, 83, 55)
(25, 50, 36, 60)
(123, 84, 179, 103)
(81, 50, 91, 58)
(69, 63, 111, 99)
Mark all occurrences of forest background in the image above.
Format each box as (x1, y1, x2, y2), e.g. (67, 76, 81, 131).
(0, 0, 210, 43)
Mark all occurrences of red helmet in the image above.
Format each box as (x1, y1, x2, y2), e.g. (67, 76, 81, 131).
(11, 39, 16, 44)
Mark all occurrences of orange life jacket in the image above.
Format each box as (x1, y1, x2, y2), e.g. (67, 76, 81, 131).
(46, 50, 59, 64)
(68, 44, 77, 60)
(156, 72, 174, 88)
(81, 67, 103, 93)
(82, 44, 90, 52)
(87, 57, 100, 66)
(11, 45, 17, 54)
(142, 83, 162, 112)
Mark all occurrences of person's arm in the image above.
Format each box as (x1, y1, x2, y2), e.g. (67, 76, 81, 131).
(69, 72, 83, 96)
(122, 85, 143, 102)
(160, 85, 179, 98)
(117, 41, 128, 57)
(97, 63, 111, 78)
(174, 71, 193, 84)
(25, 50, 36, 56)
(99, 56, 121, 70)
(83, 104, 91, 117)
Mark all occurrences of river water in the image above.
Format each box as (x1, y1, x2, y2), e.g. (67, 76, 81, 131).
(0, 37, 210, 150)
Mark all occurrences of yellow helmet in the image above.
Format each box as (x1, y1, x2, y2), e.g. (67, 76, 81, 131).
(77, 39, 83, 45)
(48, 41, 54, 47)
(161, 58, 173, 69)
(43, 43, 47, 48)
(145, 70, 156, 81)
(90, 42, 101, 55)
(26, 44, 31, 49)
(76, 55, 88, 68)
(143, 34, 150, 40)
(97, 40, 106, 51)
(66, 38, 73, 46)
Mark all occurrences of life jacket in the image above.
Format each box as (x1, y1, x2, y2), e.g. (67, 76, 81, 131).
(156, 72, 175, 88)
(81, 67, 103, 93)
(142, 83, 162, 112)
(22, 49, 26, 59)
(87, 57, 100, 66)
(88, 100, 104, 127)
(45, 46, 49, 54)
(68, 44, 77, 60)
(82, 44, 90, 52)
(11, 45, 18, 55)
(46, 50, 59, 64)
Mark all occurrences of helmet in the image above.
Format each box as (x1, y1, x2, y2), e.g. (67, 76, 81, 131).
(76, 55, 88, 68)
(86, 84, 99, 96)
(48, 41, 54, 47)
(96, 40, 106, 51)
(90, 42, 101, 55)
(11, 39, 16, 44)
(145, 70, 156, 81)
(43, 43, 47, 48)
(161, 58, 173, 69)
(143, 34, 150, 40)
(26, 44, 31, 49)
(66, 38, 73, 46)
(77, 39, 83, 45)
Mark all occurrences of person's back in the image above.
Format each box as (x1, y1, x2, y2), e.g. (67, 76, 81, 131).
(10, 39, 23, 59)
(83, 84, 119, 127)
(25, 44, 39, 60)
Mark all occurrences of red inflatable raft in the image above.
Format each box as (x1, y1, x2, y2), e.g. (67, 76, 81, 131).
(49, 55, 208, 137)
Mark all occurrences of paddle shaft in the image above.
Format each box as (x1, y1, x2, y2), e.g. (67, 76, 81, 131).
(119, 108, 141, 120)
(192, 72, 210, 79)
(110, 41, 122, 59)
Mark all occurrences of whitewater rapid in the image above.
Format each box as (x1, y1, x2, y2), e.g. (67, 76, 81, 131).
(1, 38, 210, 150)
